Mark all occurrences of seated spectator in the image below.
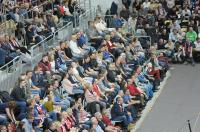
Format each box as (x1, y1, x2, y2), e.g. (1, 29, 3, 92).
(157, 38, 167, 50)
(182, 6, 191, 18)
(38, 54, 62, 83)
(46, 14, 57, 34)
(62, 0, 75, 24)
(193, 37, 200, 61)
(21, 114, 34, 132)
(169, 29, 181, 43)
(69, 35, 89, 59)
(164, 40, 175, 58)
(33, 94, 57, 122)
(52, 80, 71, 111)
(57, 42, 72, 66)
(62, 73, 84, 95)
(84, 84, 106, 115)
(110, 97, 131, 129)
(26, 70, 46, 99)
(0, 101, 16, 123)
(9, 36, 31, 63)
(11, 79, 28, 103)
(0, 43, 7, 67)
(113, 14, 123, 28)
(71, 62, 94, 84)
(95, 112, 120, 132)
(94, 16, 108, 36)
(82, 56, 99, 77)
(86, 21, 103, 49)
(76, 31, 96, 53)
(1, 35, 19, 60)
(73, 97, 90, 124)
(26, 24, 44, 46)
(90, 117, 104, 132)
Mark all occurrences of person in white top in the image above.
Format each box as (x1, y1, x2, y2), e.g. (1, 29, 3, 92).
(166, 0, 175, 9)
(194, 38, 200, 51)
(182, 6, 191, 18)
(94, 17, 107, 35)
(143, 0, 151, 9)
(68, 35, 85, 59)
(62, 73, 84, 95)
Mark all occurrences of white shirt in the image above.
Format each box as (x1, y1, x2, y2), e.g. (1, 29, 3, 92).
(143, 2, 151, 9)
(194, 41, 200, 49)
(182, 9, 191, 16)
(69, 40, 81, 54)
(63, 6, 72, 16)
(95, 20, 107, 33)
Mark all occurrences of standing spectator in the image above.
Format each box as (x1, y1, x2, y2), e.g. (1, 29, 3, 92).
(182, 39, 195, 65)
(186, 26, 197, 43)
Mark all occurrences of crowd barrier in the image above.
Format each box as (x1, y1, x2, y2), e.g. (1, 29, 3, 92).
(77, 8, 96, 30)
(30, 22, 73, 67)
(177, 114, 200, 132)
(78, 0, 92, 10)
(0, 22, 73, 92)
(0, 57, 29, 92)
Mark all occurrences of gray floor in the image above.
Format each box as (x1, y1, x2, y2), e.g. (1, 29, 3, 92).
(138, 64, 200, 132)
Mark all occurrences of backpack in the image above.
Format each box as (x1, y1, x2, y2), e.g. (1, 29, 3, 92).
(0, 91, 12, 103)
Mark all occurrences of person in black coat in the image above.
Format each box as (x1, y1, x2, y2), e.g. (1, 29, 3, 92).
(110, 97, 129, 128)
(10, 79, 28, 102)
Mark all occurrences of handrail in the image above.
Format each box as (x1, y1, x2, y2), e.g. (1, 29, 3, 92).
(29, 22, 73, 56)
(0, 56, 21, 71)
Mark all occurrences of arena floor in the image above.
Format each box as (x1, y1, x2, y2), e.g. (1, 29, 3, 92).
(136, 64, 200, 132)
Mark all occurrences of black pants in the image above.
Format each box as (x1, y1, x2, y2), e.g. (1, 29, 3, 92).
(182, 54, 194, 64)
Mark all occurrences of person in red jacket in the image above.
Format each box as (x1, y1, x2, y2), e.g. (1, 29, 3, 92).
(38, 54, 62, 83)
(127, 79, 142, 96)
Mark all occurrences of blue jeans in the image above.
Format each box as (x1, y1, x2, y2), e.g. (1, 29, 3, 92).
(142, 84, 153, 99)
(15, 101, 27, 120)
(0, 116, 8, 125)
(54, 98, 70, 111)
(72, 87, 84, 94)
(31, 88, 46, 99)
(47, 111, 57, 121)
(112, 115, 129, 127)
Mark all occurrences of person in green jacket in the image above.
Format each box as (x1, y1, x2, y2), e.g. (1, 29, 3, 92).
(186, 26, 197, 42)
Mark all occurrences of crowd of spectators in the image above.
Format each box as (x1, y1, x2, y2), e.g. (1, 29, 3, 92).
(0, 0, 85, 67)
(0, 0, 200, 132)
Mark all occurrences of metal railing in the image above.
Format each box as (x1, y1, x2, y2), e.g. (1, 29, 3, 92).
(0, 56, 29, 92)
(30, 22, 73, 67)
(77, 8, 96, 30)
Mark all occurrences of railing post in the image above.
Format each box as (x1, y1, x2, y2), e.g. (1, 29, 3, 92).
(188, 120, 192, 132)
